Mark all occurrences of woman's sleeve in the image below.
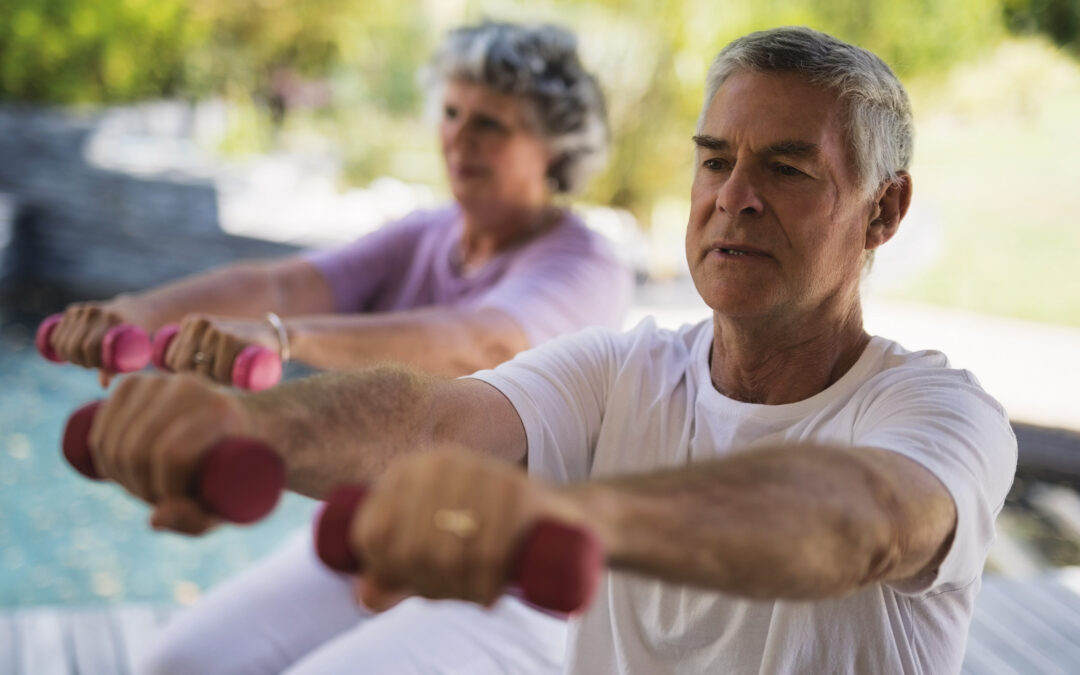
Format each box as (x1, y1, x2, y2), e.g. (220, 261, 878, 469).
(302, 210, 430, 313)
(473, 224, 634, 345)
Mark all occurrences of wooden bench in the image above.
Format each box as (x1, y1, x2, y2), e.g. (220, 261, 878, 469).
(3, 571, 1079, 674)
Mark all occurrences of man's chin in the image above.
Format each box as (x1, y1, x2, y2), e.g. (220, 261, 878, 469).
(700, 293, 776, 319)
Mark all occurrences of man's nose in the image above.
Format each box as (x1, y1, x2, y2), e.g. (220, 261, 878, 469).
(715, 164, 764, 216)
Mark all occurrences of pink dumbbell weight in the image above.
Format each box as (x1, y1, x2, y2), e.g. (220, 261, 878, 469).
(36, 314, 151, 373)
(314, 484, 605, 614)
(63, 401, 286, 524)
(151, 324, 282, 392)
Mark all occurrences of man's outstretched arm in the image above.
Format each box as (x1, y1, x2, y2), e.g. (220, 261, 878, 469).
(572, 444, 957, 600)
(86, 368, 527, 533)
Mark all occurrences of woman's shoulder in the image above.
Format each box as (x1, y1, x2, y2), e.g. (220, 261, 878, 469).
(393, 203, 462, 231)
(514, 208, 623, 264)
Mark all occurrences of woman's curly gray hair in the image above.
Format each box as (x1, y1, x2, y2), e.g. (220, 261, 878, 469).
(424, 21, 609, 195)
(699, 26, 913, 200)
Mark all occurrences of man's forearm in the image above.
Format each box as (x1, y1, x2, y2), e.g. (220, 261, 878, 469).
(569, 444, 955, 600)
(238, 366, 527, 499)
(241, 366, 439, 498)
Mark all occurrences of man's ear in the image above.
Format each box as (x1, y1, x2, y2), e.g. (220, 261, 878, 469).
(866, 171, 912, 251)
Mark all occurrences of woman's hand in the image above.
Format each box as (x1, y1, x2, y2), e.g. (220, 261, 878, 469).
(87, 372, 257, 535)
(163, 314, 281, 386)
(48, 300, 141, 385)
(348, 447, 587, 611)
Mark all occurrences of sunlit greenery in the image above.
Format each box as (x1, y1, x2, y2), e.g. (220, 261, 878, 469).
(0, 0, 1043, 216)
(1, 0, 1078, 325)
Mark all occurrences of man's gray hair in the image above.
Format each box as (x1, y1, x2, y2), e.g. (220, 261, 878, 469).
(699, 26, 913, 197)
(424, 21, 609, 195)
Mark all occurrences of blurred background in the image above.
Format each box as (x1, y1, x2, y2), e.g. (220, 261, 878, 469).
(1, 0, 1079, 649)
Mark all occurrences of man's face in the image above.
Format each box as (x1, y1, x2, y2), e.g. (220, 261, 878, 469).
(686, 70, 877, 320)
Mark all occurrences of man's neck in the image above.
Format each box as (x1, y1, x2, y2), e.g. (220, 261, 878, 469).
(709, 296, 869, 405)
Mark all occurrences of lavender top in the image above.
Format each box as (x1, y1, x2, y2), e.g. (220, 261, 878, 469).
(304, 205, 632, 346)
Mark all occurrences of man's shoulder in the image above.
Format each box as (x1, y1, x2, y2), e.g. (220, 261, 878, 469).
(858, 335, 1011, 425)
(865, 336, 987, 391)
(533, 316, 707, 366)
(603, 316, 710, 368)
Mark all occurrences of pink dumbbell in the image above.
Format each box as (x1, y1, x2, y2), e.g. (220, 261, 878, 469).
(314, 484, 605, 614)
(36, 314, 151, 373)
(62, 401, 286, 524)
(151, 324, 282, 392)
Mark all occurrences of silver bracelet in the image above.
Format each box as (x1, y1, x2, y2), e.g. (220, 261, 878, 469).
(264, 312, 291, 363)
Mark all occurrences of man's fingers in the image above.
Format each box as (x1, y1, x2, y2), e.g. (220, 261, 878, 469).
(90, 375, 146, 484)
(148, 391, 236, 506)
(355, 575, 410, 613)
(150, 499, 220, 536)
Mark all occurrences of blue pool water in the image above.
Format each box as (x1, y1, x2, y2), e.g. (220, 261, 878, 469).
(0, 305, 319, 608)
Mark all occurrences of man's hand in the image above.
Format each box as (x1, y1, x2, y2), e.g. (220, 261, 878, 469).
(349, 447, 587, 611)
(163, 314, 281, 386)
(86, 373, 258, 535)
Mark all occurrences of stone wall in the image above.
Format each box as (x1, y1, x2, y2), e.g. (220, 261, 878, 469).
(0, 105, 298, 302)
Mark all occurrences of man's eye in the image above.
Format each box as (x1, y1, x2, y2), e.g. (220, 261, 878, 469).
(443, 106, 458, 120)
(775, 164, 804, 177)
(702, 158, 728, 171)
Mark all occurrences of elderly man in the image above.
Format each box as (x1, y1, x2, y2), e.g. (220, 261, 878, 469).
(85, 27, 1015, 674)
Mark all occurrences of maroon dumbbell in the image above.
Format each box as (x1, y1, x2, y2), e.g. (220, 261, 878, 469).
(151, 324, 282, 392)
(314, 484, 604, 614)
(63, 401, 286, 524)
(36, 314, 151, 373)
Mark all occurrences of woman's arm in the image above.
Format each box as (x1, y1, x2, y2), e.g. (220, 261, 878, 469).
(109, 256, 335, 330)
(284, 307, 530, 376)
(48, 256, 334, 370)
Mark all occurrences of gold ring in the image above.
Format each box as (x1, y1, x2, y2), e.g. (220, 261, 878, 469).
(433, 508, 479, 539)
(192, 351, 209, 365)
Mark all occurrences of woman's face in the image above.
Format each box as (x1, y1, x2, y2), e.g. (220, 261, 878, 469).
(439, 79, 552, 211)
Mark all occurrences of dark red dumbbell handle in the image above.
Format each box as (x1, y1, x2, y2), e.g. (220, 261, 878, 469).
(152, 323, 282, 392)
(63, 401, 286, 524)
(314, 484, 604, 614)
(36, 314, 151, 373)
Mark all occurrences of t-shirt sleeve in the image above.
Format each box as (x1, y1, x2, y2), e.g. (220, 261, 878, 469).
(302, 211, 430, 313)
(467, 326, 621, 484)
(854, 368, 1017, 596)
(473, 223, 633, 346)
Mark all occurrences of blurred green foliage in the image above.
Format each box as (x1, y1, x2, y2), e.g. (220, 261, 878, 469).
(1004, 0, 1080, 52)
(0, 0, 196, 103)
(0, 0, 1073, 221)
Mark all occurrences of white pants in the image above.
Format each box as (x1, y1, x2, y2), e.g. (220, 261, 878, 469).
(140, 532, 567, 675)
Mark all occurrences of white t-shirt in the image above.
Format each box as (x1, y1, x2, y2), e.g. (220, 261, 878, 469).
(470, 318, 1017, 675)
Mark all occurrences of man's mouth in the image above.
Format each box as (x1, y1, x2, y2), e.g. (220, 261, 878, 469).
(713, 246, 768, 258)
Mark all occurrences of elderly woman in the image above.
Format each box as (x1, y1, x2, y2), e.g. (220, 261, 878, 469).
(44, 21, 627, 385)
(77, 26, 1016, 675)
(46, 21, 629, 675)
